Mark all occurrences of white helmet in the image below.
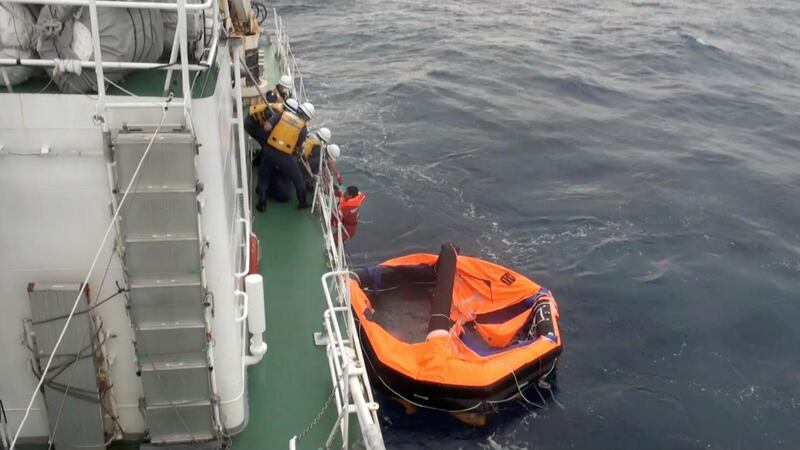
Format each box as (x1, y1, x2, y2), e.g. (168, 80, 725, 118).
(316, 127, 331, 143)
(326, 144, 340, 160)
(278, 74, 293, 89)
(299, 102, 315, 120)
(284, 98, 299, 112)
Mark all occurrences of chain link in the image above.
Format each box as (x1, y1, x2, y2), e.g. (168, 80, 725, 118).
(294, 387, 337, 446)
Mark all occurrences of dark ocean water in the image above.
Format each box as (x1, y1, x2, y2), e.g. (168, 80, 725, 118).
(272, 1, 800, 448)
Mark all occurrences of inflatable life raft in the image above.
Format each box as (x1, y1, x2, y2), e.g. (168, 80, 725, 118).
(351, 244, 562, 419)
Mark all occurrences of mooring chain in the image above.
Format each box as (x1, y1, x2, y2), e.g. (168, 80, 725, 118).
(294, 387, 337, 446)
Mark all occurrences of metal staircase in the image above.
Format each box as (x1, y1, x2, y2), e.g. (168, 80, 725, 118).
(112, 128, 219, 444)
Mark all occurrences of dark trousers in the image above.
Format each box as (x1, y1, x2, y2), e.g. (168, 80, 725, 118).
(264, 168, 291, 202)
(308, 155, 321, 175)
(257, 148, 307, 206)
(298, 157, 315, 191)
(244, 116, 307, 205)
(244, 115, 268, 148)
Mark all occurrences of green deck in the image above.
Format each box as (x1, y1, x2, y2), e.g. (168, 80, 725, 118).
(234, 43, 345, 450)
(233, 201, 339, 450)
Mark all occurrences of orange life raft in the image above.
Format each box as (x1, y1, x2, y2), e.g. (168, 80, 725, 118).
(351, 244, 562, 413)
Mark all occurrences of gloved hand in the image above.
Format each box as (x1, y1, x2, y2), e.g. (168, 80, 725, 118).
(336, 174, 344, 184)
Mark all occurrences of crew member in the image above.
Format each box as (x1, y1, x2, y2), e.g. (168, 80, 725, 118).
(266, 74, 292, 103)
(245, 75, 293, 155)
(255, 100, 316, 212)
(245, 77, 291, 167)
(333, 186, 366, 243)
(299, 128, 343, 188)
(314, 144, 343, 188)
(301, 127, 331, 165)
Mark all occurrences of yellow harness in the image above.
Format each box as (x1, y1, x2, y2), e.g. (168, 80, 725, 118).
(301, 135, 321, 160)
(267, 110, 306, 154)
(249, 101, 285, 126)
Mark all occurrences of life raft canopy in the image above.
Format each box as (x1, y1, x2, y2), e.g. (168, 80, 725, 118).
(350, 244, 562, 393)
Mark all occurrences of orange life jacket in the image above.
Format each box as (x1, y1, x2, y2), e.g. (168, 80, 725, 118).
(267, 109, 306, 154)
(334, 192, 366, 240)
(249, 101, 284, 126)
(301, 135, 321, 160)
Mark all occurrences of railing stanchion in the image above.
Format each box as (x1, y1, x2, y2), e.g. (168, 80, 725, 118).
(177, 0, 192, 127)
(162, 32, 181, 96)
(88, 0, 107, 132)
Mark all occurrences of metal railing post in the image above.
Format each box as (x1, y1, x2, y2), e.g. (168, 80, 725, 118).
(232, 40, 252, 232)
(88, 0, 107, 132)
(162, 32, 181, 95)
(177, 0, 193, 127)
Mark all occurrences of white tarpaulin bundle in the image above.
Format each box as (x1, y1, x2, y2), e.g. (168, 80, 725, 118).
(0, 3, 38, 86)
(36, 3, 164, 93)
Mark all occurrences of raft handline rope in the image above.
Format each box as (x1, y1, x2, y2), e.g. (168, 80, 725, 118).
(10, 104, 171, 449)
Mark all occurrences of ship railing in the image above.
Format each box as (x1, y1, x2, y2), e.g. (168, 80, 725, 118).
(269, 7, 307, 102)
(0, 398, 9, 450)
(297, 164, 384, 450)
(0, 0, 220, 132)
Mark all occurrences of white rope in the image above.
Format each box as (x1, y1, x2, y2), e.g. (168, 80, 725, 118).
(10, 104, 171, 449)
(46, 330, 88, 449)
(103, 76, 138, 97)
(52, 58, 82, 78)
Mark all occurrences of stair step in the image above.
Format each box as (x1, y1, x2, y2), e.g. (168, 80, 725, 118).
(138, 354, 212, 404)
(128, 274, 204, 324)
(144, 401, 215, 444)
(140, 440, 221, 450)
(129, 274, 201, 289)
(113, 131, 197, 190)
(136, 320, 205, 332)
(140, 361, 211, 404)
(124, 237, 201, 278)
(139, 352, 209, 371)
(125, 185, 196, 194)
(142, 353, 208, 373)
(122, 190, 197, 236)
(145, 399, 212, 408)
(125, 233, 198, 243)
(141, 373, 211, 405)
(136, 326, 208, 358)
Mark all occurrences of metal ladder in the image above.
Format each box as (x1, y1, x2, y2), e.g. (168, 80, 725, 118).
(112, 127, 219, 444)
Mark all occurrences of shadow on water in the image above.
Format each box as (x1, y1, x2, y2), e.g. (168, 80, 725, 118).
(377, 381, 565, 450)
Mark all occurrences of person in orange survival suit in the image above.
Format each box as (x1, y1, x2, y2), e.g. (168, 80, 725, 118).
(332, 186, 366, 244)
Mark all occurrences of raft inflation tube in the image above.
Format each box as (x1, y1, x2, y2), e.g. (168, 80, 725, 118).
(350, 245, 563, 422)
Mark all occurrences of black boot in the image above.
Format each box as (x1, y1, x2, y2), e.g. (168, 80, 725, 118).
(296, 192, 310, 210)
(256, 188, 267, 213)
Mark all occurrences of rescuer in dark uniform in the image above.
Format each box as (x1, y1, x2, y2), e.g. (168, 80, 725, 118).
(253, 99, 316, 212)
